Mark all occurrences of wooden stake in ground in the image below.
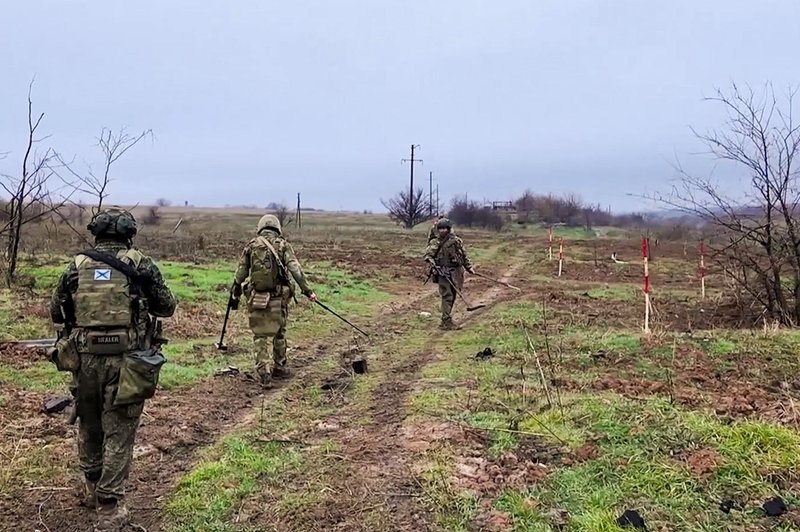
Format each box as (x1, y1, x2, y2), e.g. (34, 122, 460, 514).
(558, 238, 564, 277)
(699, 240, 706, 299)
(548, 226, 554, 261)
(642, 236, 651, 333)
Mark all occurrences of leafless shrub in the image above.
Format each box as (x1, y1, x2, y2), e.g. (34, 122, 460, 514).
(0, 81, 77, 285)
(448, 197, 504, 231)
(648, 82, 800, 325)
(381, 187, 430, 229)
(273, 203, 290, 228)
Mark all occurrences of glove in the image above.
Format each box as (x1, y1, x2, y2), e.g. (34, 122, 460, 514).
(425, 257, 435, 265)
(232, 282, 243, 299)
(229, 297, 240, 311)
(467, 267, 476, 275)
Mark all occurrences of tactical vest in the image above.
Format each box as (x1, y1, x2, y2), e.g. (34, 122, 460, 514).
(73, 248, 144, 329)
(436, 236, 463, 268)
(249, 236, 283, 292)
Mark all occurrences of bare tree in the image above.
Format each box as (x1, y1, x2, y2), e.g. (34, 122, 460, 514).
(58, 127, 152, 213)
(155, 197, 171, 207)
(381, 187, 431, 229)
(1, 82, 76, 286)
(273, 203, 290, 228)
(649, 82, 800, 325)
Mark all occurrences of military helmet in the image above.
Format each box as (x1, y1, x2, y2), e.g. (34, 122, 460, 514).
(87, 208, 137, 239)
(257, 214, 282, 234)
(436, 218, 452, 230)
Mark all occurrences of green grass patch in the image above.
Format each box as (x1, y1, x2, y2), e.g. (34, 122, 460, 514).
(420, 452, 480, 531)
(165, 435, 304, 532)
(563, 330, 641, 355)
(160, 261, 234, 304)
(0, 440, 69, 497)
(707, 338, 739, 356)
(578, 285, 638, 301)
(0, 361, 69, 392)
(17, 258, 66, 292)
(497, 395, 800, 531)
(0, 291, 52, 341)
(303, 262, 391, 317)
(158, 341, 252, 390)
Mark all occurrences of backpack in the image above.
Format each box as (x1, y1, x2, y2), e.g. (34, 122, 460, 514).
(249, 236, 284, 292)
(73, 248, 144, 328)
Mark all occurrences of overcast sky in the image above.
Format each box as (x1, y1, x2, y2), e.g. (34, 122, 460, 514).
(1, 1, 798, 212)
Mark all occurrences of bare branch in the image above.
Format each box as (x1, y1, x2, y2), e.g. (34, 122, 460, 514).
(645, 82, 800, 324)
(382, 188, 431, 229)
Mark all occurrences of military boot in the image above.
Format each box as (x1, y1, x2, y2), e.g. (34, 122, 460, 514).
(80, 478, 98, 509)
(94, 498, 129, 532)
(272, 366, 291, 380)
(256, 363, 273, 388)
(439, 318, 460, 331)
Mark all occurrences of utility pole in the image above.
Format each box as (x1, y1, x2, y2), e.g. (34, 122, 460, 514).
(436, 184, 440, 217)
(296, 193, 302, 229)
(401, 144, 422, 202)
(429, 171, 434, 218)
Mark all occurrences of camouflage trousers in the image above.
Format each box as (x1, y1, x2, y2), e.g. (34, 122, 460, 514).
(248, 290, 290, 377)
(74, 353, 143, 502)
(437, 268, 464, 322)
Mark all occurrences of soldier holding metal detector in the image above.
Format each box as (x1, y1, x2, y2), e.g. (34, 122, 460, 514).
(424, 218, 480, 329)
(225, 214, 317, 387)
(49, 208, 176, 532)
(220, 214, 370, 385)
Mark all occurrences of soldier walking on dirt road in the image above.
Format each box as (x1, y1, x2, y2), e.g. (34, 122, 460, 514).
(424, 218, 475, 330)
(231, 214, 317, 387)
(49, 208, 176, 532)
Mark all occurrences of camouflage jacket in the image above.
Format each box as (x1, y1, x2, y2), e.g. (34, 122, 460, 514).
(425, 233, 473, 270)
(427, 225, 438, 244)
(234, 229, 312, 294)
(50, 240, 177, 326)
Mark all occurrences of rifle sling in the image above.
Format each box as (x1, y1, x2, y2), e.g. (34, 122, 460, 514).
(80, 249, 146, 289)
(257, 236, 291, 286)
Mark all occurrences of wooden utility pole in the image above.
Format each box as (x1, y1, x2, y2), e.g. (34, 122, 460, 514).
(401, 144, 422, 200)
(429, 171, 434, 217)
(436, 185, 440, 217)
(296, 193, 302, 229)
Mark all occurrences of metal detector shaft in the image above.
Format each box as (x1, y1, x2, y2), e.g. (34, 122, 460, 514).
(215, 284, 237, 350)
(472, 271, 522, 292)
(437, 267, 486, 312)
(314, 300, 370, 337)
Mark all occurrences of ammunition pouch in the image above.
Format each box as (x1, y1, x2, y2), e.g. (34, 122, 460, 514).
(84, 328, 131, 355)
(114, 349, 166, 406)
(249, 291, 271, 311)
(54, 331, 81, 372)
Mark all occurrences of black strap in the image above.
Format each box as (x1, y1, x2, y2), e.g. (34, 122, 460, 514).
(80, 249, 146, 287)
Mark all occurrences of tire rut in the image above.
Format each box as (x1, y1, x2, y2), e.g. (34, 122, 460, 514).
(300, 258, 527, 531)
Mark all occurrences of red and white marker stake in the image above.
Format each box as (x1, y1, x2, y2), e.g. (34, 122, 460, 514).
(558, 239, 564, 277)
(699, 240, 706, 299)
(642, 237, 651, 333)
(548, 226, 554, 261)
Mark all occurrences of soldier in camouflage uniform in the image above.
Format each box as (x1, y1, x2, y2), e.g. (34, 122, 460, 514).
(424, 218, 475, 330)
(427, 215, 443, 243)
(232, 214, 316, 387)
(50, 208, 176, 532)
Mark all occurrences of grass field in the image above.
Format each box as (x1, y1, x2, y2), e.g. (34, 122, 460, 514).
(1, 208, 799, 531)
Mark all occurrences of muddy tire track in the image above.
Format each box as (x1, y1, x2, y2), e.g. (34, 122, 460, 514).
(294, 258, 527, 531)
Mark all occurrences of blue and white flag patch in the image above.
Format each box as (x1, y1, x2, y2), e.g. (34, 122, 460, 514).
(94, 269, 111, 281)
